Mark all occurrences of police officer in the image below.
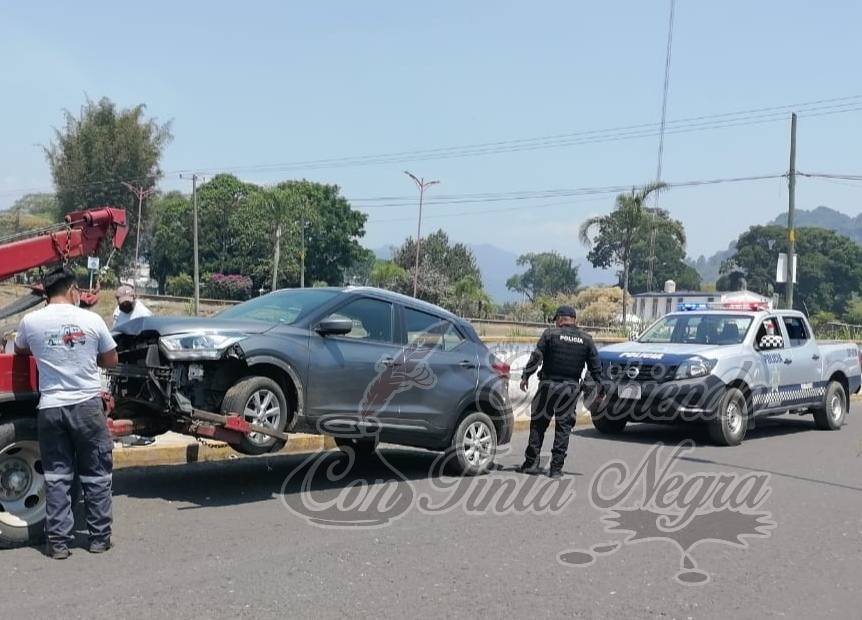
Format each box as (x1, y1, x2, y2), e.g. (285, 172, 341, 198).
(517, 305, 603, 479)
(14, 267, 118, 559)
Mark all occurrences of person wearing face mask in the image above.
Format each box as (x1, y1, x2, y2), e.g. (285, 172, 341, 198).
(111, 285, 152, 328)
(111, 285, 155, 447)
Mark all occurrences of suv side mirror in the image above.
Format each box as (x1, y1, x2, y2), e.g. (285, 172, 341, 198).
(315, 317, 354, 336)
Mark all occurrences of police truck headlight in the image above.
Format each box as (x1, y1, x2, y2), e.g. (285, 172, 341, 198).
(159, 333, 246, 360)
(674, 358, 716, 380)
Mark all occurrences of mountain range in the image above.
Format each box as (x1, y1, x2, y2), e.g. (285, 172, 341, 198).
(689, 206, 862, 283)
(372, 206, 860, 300)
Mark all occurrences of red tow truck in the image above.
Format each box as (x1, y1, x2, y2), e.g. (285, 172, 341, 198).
(0, 207, 290, 548)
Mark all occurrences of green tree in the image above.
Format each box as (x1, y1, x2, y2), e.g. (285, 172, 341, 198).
(197, 174, 261, 274)
(578, 183, 666, 325)
(369, 260, 409, 290)
(343, 248, 378, 286)
(720, 225, 862, 314)
(391, 230, 483, 305)
(275, 180, 367, 288)
(43, 97, 172, 268)
(506, 251, 580, 302)
(625, 215, 701, 293)
(451, 275, 493, 317)
(148, 192, 193, 293)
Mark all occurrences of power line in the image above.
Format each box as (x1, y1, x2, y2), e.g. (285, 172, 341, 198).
(2, 94, 861, 198)
(366, 173, 786, 223)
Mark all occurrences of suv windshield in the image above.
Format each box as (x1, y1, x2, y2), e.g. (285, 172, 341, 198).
(639, 314, 753, 345)
(217, 289, 339, 324)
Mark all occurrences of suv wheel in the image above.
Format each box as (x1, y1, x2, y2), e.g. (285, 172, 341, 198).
(448, 412, 497, 476)
(813, 381, 846, 430)
(221, 376, 289, 455)
(708, 387, 748, 446)
(0, 417, 46, 548)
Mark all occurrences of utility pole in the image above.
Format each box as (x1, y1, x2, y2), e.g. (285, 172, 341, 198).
(404, 170, 440, 297)
(272, 222, 282, 292)
(120, 181, 156, 278)
(786, 112, 798, 309)
(646, 0, 676, 293)
(180, 173, 201, 315)
(300, 210, 306, 289)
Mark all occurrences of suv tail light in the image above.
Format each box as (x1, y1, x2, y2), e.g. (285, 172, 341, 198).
(491, 356, 510, 378)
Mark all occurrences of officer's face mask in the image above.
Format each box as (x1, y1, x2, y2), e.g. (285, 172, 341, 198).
(119, 301, 134, 314)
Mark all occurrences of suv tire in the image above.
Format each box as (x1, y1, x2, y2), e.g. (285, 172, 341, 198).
(447, 412, 497, 476)
(221, 376, 289, 455)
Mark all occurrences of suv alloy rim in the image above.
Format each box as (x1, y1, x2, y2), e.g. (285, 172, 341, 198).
(463, 421, 493, 468)
(243, 389, 282, 446)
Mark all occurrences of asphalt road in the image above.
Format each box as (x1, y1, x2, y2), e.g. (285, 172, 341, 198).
(3, 407, 862, 620)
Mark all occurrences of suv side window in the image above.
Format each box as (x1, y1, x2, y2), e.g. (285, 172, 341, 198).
(326, 298, 394, 343)
(404, 308, 465, 351)
(782, 316, 810, 348)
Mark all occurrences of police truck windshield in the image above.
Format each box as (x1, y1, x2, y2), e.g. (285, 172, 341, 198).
(638, 314, 753, 345)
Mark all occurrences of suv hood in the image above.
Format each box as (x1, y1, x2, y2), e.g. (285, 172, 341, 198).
(113, 316, 275, 338)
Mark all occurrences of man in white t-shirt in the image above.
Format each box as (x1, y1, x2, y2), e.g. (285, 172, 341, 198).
(14, 267, 118, 559)
(112, 285, 152, 328)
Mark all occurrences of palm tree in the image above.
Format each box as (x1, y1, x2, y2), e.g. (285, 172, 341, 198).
(451, 275, 492, 317)
(578, 182, 667, 328)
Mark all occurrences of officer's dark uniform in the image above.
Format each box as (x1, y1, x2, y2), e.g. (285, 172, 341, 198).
(520, 308, 603, 475)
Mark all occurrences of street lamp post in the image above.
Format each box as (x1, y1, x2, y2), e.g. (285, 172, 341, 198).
(403, 171, 440, 298)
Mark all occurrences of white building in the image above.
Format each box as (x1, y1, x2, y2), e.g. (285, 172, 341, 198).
(631, 280, 772, 324)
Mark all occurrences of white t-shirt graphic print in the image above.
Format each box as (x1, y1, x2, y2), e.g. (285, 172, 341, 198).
(15, 304, 116, 409)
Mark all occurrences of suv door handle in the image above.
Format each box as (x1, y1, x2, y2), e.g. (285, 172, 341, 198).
(381, 357, 402, 367)
(458, 360, 478, 369)
(783, 358, 793, 365)
(812, 354, 821, 361)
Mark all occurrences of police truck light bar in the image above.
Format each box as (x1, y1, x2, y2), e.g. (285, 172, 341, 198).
(677, 301, 771, 312)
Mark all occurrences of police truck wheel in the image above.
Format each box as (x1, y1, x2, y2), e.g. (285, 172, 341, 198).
(0, 417, 46, 548)
(221, 376, 289, 455)
(708, 387, 748, 446)
(591, 412, 627, 434)
(813, 381, 846, 431)
(447, 412, 497, 476)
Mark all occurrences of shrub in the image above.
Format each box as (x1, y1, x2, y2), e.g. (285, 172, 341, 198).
(204, 273, 253, 301)
(166, 273, 194, 297)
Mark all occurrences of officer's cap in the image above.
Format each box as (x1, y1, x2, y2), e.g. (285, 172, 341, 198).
(553, 305, 577, 320)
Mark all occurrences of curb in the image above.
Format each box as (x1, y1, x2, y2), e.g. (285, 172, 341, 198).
(113, 433, 331, 470)
(113, 418, 589, 469)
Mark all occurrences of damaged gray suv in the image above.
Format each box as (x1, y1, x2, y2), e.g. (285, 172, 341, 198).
(109, 287, 513, 475)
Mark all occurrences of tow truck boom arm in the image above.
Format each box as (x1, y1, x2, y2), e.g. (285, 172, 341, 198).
(0, 207, 128, 282)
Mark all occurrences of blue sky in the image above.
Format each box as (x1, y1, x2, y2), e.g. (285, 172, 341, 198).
(1, 0, 860, 259)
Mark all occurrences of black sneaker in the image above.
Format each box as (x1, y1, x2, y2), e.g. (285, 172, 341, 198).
(548, 469, 563, 480)
(48, 546, 71, 560)
(88, 539, 112, 554)
(516, 462, 542, 475)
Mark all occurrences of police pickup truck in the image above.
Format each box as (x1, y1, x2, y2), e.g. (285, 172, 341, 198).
(589, 303, 862, 445)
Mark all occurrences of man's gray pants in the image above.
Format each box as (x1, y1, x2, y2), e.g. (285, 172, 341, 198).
(37, 396, 113, 549)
